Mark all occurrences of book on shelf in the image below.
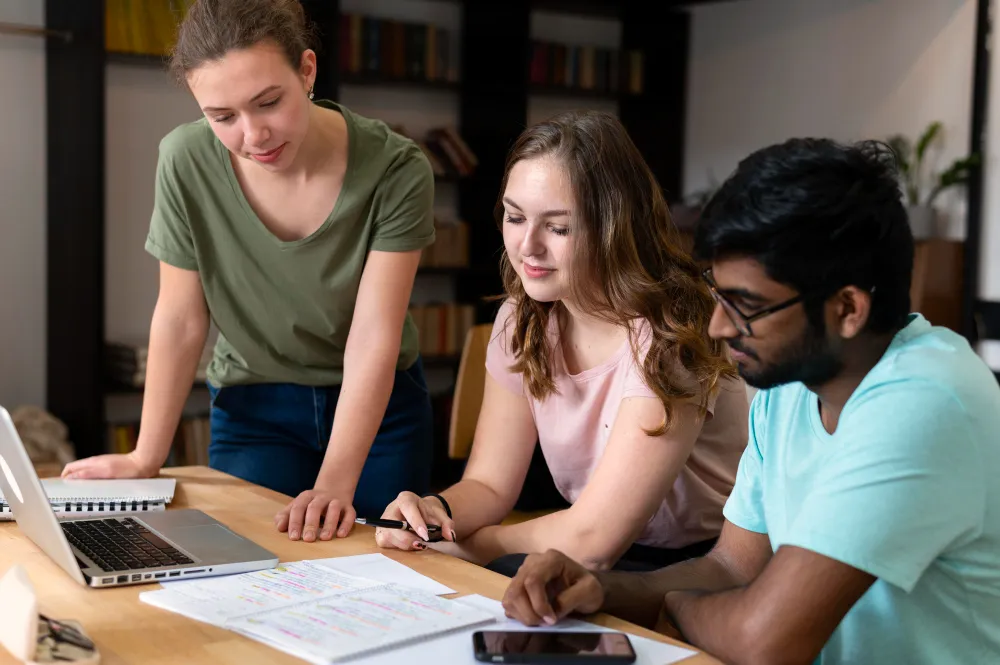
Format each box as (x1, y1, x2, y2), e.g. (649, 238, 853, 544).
(410, 304, 476, 358)
(339, 13, 460, 84)
(391, 125, 478, 179)
(529, 40, 644, 95)
(106, 416, 209, 468)
(105, 341, 210, 390)
(105, 0, 192, 57)
(420, 218, 470, 269)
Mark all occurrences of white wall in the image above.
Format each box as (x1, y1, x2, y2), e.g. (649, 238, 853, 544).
(979, 0, 1000, 303)
(0, 1, 46, 410)
(105, 64, 201, 345)
(685, 0, 976, 239)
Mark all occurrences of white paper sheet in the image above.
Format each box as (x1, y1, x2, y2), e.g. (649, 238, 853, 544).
(139, 561, 496, 664)
(352, 594, 698, 665)
(311, 553, 456, 596)
(140, 561, 381, 626)
(158, 554, 456, 597)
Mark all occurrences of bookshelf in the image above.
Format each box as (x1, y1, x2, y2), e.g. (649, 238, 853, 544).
(44, 0, 715, 471)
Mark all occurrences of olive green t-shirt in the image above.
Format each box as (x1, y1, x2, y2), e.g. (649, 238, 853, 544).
(145, 100, 435, 388)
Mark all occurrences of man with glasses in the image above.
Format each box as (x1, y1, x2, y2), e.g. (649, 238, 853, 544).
(498, 138, 1000, 664)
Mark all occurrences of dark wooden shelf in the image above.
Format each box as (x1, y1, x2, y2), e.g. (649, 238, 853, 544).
(421, 354, 463, 368)
(531, 0, 621, 18)
(529, 84, 629, 101)
(339, 72, 459, 92)
(105, 51, 169, 68)
(417, 265, 498, 278)
(531, 0, 737, 17)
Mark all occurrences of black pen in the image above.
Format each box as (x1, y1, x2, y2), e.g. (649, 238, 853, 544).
(355, 517, 443, 541)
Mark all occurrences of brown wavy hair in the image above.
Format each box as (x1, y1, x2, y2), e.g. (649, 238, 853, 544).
(494, 110, 736, 436)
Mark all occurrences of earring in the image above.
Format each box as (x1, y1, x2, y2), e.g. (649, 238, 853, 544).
(308, 86, 314, 100)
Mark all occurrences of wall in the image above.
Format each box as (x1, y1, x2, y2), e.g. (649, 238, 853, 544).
(684, 0, 976, 240)
(0, 1, 46, 410)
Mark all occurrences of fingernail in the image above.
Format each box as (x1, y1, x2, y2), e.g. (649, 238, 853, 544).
(322, 530, 331, 539)
(290, 530, 299, 539)
(450, 529, 458, 542)
(413, 541, 426, 550)
(419, 527, 429, 541)
(545, 616, 556, 625)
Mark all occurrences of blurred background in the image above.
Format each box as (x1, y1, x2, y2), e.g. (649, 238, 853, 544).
(0, 0, 995, 490)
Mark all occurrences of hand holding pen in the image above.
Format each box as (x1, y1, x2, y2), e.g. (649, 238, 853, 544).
(369, 491, 457, 551)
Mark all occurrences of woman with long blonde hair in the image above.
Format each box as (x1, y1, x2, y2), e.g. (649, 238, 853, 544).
(377, 110, 749, 575)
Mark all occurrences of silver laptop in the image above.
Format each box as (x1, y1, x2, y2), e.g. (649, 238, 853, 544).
(0, 406, 279, 588)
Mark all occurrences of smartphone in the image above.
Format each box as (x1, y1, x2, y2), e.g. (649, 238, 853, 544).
(472, 630, 637, 664)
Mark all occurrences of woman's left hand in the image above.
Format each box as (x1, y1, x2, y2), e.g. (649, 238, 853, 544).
(275, 487, 356, 541)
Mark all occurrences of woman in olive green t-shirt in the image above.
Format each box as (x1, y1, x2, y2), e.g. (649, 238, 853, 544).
(62, 0, 437, 543)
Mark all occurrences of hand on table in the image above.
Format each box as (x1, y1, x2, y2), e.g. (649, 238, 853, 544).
(502, 549, 606, 626)
(275, 487, 356, 542)
(61, 451, 158, 480)
(373, 491, 456, 550)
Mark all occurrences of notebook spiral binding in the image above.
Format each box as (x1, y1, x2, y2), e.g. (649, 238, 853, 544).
(0, 499, 168, 521)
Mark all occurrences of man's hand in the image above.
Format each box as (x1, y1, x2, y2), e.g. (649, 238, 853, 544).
(275, 487, 356, 542)
(501, 550, 605, 626)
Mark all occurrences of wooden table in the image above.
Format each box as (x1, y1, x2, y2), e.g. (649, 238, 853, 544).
(0, 467, 718, 664)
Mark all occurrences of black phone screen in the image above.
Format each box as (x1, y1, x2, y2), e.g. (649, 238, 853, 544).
(473, 630, 637, 663)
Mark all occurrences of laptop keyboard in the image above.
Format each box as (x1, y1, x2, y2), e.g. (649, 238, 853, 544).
(62, 517, 194, 572)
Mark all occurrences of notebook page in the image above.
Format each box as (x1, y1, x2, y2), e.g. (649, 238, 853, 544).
(311, 553, 456, 595)
(352, 595, 696, 665)
(0, 478, 177, 504)
(139, 561, 382, 627)
(226, 583, 496, 664)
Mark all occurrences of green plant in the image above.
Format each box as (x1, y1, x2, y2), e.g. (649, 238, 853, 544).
(887, 121, 979, 207)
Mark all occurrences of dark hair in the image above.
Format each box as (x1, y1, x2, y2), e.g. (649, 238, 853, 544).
(169, 0, 317, 84)
(693, 138, 913, 334)
(495, 110, 736, 436)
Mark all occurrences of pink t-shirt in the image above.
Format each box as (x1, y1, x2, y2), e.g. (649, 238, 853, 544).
(485, 301, 749, 549)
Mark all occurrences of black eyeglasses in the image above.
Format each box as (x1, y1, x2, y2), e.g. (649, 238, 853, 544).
(702, 268, 818, 337)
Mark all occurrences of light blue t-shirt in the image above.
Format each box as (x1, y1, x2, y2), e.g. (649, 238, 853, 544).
(724, 313, 1000, 665)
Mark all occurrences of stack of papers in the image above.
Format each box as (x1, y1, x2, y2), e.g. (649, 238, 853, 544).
(141, 553, 697, 665)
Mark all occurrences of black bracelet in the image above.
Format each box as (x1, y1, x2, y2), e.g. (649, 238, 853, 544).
(423, 493, 453, 519)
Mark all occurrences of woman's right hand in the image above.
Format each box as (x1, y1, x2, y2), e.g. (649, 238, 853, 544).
(61, 451, 160, 480)
(374, 491, 456, 550)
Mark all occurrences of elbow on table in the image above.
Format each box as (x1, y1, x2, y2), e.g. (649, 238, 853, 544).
(728, 614, 814, 665)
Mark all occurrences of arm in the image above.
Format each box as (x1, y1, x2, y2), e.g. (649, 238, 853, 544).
(375, 370, 539, 551)
(277, 248, 422, 541)
(500, 520, 772, 629)
(663, 545, 874, 665)
(597, 519, 772, 628)
(665, 383, 984, 665)
(444, 397, 711, 569)
(439, 371, 540, 536)
(62, 262, 208, 479)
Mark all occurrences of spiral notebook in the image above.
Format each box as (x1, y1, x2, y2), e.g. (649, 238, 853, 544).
(0, 478, 176, 521)
(139, 560, 496, 664)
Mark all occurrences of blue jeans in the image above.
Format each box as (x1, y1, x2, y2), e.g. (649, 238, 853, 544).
(205, 358, 434, 518)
